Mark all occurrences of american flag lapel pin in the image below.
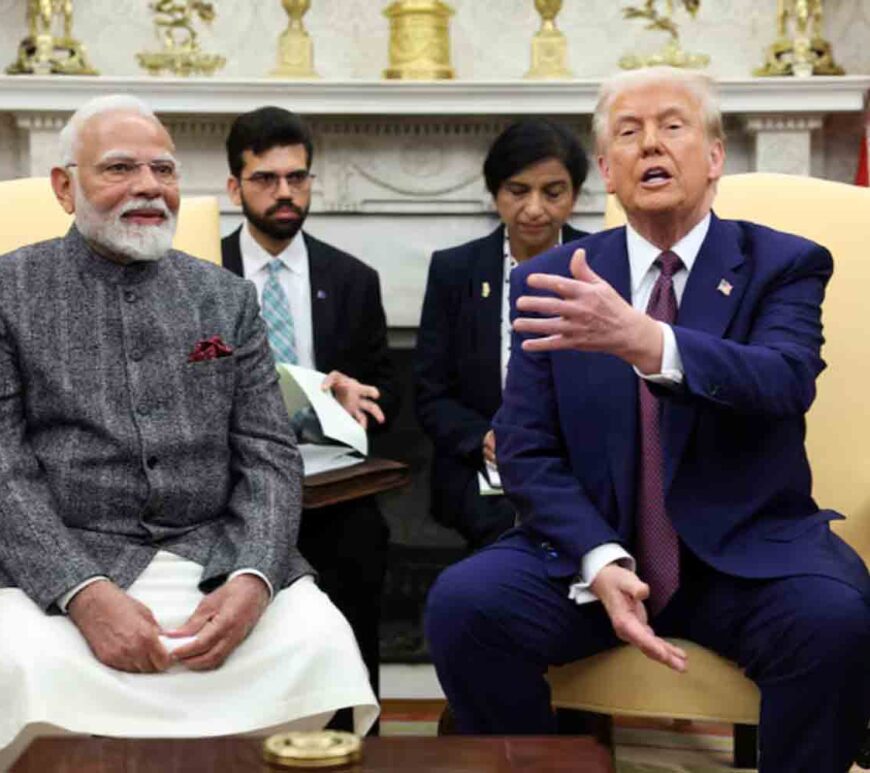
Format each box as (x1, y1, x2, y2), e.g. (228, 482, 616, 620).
(717, 278, 733, 297)
(482, 281, 491, 299)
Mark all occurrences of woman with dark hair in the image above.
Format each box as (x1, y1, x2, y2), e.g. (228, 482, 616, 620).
(414, 118, 590, 549)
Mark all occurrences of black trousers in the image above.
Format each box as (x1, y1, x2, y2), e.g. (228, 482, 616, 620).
(297, 495, 389, 732)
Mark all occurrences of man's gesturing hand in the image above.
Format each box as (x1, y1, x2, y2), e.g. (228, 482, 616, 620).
(68, 580, 172, 673)
(166, 574, 269, 671)
(322, 370, 385, 430)
(514, 248, 664, 374)
(591, 564, 687, 673)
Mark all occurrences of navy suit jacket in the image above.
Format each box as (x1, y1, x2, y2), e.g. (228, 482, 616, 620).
(222, 227, 399, 428)
(494, 214, 869, 596)
(415, 223, 586, 528)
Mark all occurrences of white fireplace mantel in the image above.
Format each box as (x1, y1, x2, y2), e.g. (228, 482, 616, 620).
(0, 74, 868, 116)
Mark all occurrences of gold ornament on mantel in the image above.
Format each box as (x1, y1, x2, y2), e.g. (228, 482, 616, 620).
(525, 0, 573, 79)
(271, 0, 318, 78)
(383, 0, 455, 80)
(755, 0, 843, 78)
(7, 0, 98, 76)
(619, 0, 709, 70)
(137, 0, 225, 77)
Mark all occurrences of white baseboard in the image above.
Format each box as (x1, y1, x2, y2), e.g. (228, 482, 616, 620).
(379, 664, 444, 701)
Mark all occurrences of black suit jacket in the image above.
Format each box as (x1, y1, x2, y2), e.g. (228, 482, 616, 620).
(414, 223, 586, 530)
(222, 227, 399, 428)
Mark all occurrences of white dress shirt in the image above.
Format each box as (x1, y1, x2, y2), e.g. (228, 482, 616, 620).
(568, 214, 711, 604)
(240, 223, 315, 369)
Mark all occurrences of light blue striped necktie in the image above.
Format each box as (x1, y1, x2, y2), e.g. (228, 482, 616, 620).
(261, 258, 298, 365)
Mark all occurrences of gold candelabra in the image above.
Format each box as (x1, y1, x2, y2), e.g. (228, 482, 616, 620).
(7, 0, 97, 75)
(755, 0, 843, 77)
(619, 0, 709, 70)
(271, 0, 318, 78)
(525, 0, 573, 79)
(383, 0, 455, 80)
(137, 0, 225, 77)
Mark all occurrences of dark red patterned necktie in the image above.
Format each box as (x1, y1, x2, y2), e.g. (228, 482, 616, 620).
(636, 250, 683, 616)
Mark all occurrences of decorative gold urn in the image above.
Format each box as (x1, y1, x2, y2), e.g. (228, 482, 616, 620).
(7, 0, 98, 76)
(271, 0, 318, 78)
(137, 0, 226, 77)
(525, 0, 573, 79)
(383, 0, 455, 80)
(755, 0, 843, 77)
(619, 0, 709, 70)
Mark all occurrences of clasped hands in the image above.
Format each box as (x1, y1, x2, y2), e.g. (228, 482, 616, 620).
(514, 248, 663, 375)
(321, 370, 384, 430)
(68, 573, 270, 674)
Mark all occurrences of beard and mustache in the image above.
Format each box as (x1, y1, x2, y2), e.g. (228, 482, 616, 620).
(240, 195, 309, 242)
(74, 180, 177, 264)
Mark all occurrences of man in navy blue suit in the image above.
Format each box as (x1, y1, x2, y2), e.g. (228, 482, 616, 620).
(425, 67, 869, 772)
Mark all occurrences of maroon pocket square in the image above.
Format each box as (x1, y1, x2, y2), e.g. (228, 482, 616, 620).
(188, 335, 233, 363)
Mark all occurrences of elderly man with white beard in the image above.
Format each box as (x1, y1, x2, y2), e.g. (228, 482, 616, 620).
(0, 95, 377, 762)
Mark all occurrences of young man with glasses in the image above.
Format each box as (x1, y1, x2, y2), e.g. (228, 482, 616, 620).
(222, 107, 399, 730)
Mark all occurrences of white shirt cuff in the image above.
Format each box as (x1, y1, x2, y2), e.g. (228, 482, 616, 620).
(568, 544, 635, 605)
(58, 575, 110, 613)
(228, 569, 274, 600)
(634, 322, 684, 385)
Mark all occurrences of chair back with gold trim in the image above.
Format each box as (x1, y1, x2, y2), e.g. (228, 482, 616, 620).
(549, 173, 870, 725)
(0, 177, 221, 265)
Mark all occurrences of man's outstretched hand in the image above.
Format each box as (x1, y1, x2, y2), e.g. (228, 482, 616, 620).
(68, 580, 172, 673)
(514, 248, 664, 375)
(165, 574, 269, 671)
(591, 564, 687, 672)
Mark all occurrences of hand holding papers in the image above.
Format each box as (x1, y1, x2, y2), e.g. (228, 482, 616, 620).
(277, 364, 368, 476)
(277, 363, 409, 506)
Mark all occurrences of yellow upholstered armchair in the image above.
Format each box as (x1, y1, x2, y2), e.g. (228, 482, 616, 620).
(547, 173, 870, 766)
(0, 176, 222, 263)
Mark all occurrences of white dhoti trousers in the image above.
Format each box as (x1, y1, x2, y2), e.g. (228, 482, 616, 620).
(0, 552, 379, 751)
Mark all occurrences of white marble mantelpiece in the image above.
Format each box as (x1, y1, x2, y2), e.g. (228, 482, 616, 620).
(2, 75, 868, 329)
(0, 74, 868, 116)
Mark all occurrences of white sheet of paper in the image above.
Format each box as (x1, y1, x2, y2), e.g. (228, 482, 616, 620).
(478, 460, 504, 496)
(276, 364, 368, 456)
(158, 635, 197, 654)
(300, 443, 365, 477)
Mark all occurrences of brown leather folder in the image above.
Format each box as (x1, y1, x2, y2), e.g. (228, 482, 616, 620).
(303, 457, 411, 509)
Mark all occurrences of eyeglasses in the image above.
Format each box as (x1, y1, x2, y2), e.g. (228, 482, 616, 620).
(66, 159, 180, 185)
(240, 170, 315, 194)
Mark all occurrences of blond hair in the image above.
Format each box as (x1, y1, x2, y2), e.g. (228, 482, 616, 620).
(592, 67, 725, 153)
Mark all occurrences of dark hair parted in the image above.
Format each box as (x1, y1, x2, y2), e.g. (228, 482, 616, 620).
(483, 118, 588, 199)
(226, 106, 314, 178)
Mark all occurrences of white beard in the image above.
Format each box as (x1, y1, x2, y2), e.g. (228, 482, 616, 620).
(74, 182, 177, 263)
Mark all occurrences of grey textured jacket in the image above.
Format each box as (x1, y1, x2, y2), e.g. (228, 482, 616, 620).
(0, 227, 312, 611)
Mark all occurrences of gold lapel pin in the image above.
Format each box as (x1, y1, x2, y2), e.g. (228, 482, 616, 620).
(717, 278, 733, 297)
(482, 281, 491, 299)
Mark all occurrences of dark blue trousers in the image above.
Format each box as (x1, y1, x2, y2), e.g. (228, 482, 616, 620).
(425, 532, 870, 773)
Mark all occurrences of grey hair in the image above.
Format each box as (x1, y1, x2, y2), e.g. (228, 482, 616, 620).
(58, 94, 158, 166)
(592, 67, 725, 153)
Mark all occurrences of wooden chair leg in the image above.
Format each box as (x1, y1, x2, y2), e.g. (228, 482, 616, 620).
(733, 723, 758, 769)
(437, 703, 458, 736)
